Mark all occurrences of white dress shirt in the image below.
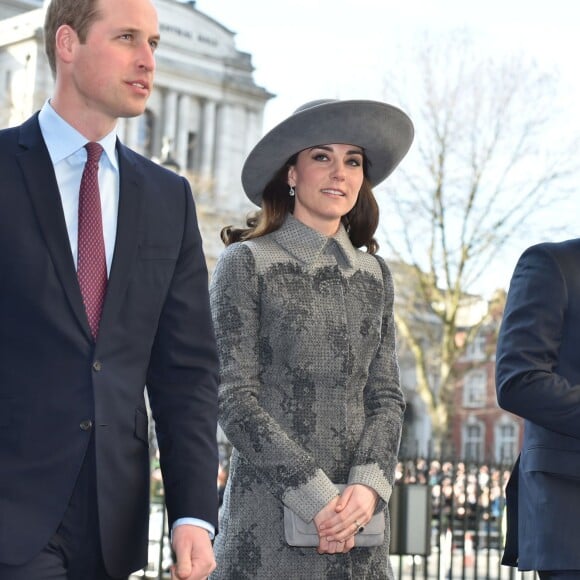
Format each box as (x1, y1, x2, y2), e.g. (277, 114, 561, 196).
(38, 101, 118, 274)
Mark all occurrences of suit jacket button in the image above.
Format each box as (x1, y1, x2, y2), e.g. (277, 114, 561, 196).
(80, 420, 93, 431)
(92, 360, 102, 372)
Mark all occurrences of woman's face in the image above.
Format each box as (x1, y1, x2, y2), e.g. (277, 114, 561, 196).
(287, 143, 364, 235)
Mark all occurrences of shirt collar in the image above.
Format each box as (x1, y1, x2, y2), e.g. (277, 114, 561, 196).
(272, 214, 357, 268)
(38, 100, 119, 170)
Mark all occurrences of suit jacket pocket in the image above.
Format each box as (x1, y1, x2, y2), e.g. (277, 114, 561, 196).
(523, 446, 580, 479)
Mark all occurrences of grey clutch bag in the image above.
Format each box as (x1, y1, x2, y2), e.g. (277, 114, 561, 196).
(283, 485, 385, 548)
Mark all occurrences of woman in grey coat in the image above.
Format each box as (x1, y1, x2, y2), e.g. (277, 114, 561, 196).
(209, 99, 414, 579)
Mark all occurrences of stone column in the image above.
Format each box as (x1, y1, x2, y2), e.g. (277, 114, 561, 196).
(212, 103, 233, 203)
(200, 99, 216, 185)
(125, 117, 141, 151)
(245, 108, 261, 154)
(163, 89, 178, 149)
(176, 93, 191, 171)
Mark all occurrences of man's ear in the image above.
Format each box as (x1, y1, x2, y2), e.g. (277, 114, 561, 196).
(54, 24, 78, 65)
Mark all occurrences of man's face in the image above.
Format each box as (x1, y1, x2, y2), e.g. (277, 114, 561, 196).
(65, 0, 160, 123)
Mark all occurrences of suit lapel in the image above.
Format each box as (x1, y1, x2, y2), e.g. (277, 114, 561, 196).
(17, 120, 144, 343)
(17, 115, 93, 341)
(98, 142, 143, 337)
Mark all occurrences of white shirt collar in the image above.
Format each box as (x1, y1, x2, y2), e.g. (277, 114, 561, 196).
(38, 100, 119, 170)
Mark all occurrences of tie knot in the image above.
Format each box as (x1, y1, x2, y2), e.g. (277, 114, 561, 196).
(85, 142, 103, 164)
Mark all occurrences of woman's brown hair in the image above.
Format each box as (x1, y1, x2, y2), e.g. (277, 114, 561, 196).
(221, 153, 380, 254)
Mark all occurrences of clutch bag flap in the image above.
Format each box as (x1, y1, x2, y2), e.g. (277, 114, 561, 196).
(283, 484, 385, 547)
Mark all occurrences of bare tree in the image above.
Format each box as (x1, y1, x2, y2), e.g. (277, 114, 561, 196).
(379, 31, 579, 451)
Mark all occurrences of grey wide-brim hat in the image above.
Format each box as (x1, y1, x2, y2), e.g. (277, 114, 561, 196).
(241, 98, 414, 206)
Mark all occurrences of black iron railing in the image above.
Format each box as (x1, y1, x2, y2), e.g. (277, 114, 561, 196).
(132, 457, 539, 580)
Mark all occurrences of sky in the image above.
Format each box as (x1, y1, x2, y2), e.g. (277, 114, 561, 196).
(193, 0, 580, 295)
(194, 0, 580, 130)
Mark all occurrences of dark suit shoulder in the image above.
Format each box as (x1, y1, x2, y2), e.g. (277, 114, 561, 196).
(521, 239, 580, 275)
(117, 142, 178, 176)
(525, 238, 580, 257)
(0, 124, 20, 143)
(0, 114, 39, 147)
(116, 141, 189, 194)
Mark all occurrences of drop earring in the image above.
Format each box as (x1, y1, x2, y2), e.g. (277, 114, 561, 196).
(289, 185, 295, 197)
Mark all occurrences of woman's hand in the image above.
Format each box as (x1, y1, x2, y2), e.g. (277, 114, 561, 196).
(316, 484, 379, 545)
(313, 496, 355, 554)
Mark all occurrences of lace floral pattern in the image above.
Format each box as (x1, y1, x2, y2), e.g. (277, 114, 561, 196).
(210, 216, 404, 579)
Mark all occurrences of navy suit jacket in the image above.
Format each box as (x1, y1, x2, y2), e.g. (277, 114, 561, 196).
(0, 114, 219, 576)
(496, 239, 580, 571)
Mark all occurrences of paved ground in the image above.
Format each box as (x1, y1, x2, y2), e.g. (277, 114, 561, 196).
(130, 551, 539, 579)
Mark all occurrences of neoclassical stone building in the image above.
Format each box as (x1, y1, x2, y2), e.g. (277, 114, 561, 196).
(0, 0, 273, 266)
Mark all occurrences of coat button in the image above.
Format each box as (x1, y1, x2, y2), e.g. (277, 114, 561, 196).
(80, 420, 93, 431)
(92, 360, 102, 372)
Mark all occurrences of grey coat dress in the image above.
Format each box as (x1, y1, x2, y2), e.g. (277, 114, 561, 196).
(209, 216, 405, 579)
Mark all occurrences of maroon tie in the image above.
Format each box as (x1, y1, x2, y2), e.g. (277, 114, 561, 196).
(77, 142, 107, 340)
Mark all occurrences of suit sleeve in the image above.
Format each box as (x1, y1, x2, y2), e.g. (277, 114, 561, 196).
(496, 243, 580, 439)
(146, 176, 219, 528)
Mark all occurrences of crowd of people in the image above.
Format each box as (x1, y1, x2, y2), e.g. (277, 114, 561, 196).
(394, 459, 510, 544)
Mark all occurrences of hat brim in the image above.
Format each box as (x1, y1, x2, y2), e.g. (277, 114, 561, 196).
(241, 99, 414, 206)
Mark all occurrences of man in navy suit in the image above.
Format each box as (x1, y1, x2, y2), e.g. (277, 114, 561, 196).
(496, 240, 580, 580)
(0, 0, 219, 578)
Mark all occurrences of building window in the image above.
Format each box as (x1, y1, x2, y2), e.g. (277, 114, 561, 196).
(495, 418, 519, 464)
(462, 417, 485, 462)
(463, 369, 487, 408)
(465, 334, 486, 361)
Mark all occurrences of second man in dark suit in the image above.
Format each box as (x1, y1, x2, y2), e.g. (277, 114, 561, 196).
(497, 239, 580, 580)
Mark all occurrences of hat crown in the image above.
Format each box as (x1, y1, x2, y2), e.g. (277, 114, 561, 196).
(242, 98, 414, 206)
(293, 99, 338, 115)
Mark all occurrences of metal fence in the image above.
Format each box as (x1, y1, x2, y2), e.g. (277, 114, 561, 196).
(132, 457, 538, 580)
(388, 457, 536, 580)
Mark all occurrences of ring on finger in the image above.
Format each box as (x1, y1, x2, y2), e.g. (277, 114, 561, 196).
(354, 520, 365, 534)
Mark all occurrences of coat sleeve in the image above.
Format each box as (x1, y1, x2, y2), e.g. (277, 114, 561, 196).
(146, 176, 220, 528)
(210, 243, 339, 522)
(496, 243, 580, 440)
(348, 256, 405, 505)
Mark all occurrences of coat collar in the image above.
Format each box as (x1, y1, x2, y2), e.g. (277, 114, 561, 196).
(271, 214, 357, 268)
(37, 100, 119, 170)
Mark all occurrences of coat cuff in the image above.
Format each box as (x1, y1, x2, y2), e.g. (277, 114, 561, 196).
(282, 469, 339, 522)
(348, 463, 393, 506)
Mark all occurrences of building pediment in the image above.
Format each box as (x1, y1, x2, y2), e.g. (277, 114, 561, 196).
(157, 1, 243, 61)
(0, 8, 43, 48)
